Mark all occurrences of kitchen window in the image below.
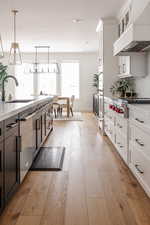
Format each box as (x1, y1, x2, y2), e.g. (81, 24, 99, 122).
(61, 62, 80, 98)
(15, 62, 80, 98)
(15, 64, 34, 98)
(36, 63, 57, 95)
(38, 73, 56, 95)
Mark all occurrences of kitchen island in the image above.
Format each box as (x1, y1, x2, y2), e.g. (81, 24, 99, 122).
(0, 96, 55, 214)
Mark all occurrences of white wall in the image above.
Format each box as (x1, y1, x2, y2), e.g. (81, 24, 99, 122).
(0, 52, 98, 112)
(135, 52, 150, 97)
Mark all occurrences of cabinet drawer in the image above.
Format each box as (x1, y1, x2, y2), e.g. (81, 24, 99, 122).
(104, 118, 115, 143)
(130, 148, 150, 192)
(116, 132, 128, 163)
(116, 115, 127, 134)
(105, 111, 115, 124)
(5, 116, 19, 138)
(130, 108, 150, 128)
(131, 125, 150, 160)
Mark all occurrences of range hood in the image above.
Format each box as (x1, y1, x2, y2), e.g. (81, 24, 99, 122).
(114, 2, 150, 55)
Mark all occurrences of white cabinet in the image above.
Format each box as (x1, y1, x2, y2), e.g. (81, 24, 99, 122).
(118, 3, 132, 38)
(115, 131, 128, 162)
(118, 53, 146, 78)
(129, 122, 150, 197)
(118, 56, 130, 77)
(114, 0, 150, 55)
(104, 99, 128, 164)
(104, 99, 150, 197)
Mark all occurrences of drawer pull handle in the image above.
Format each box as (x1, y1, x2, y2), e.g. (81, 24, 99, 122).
(135, 164, 144, 174)
(135, 118, 144, 124)
(120, 145, 124, 148)
(135, 139, 144, 147)
(6, 122, 18, 129)
(117, 123, 123, 129)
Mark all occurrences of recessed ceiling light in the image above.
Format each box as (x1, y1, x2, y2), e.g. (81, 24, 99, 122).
(72, 19, 83, 23)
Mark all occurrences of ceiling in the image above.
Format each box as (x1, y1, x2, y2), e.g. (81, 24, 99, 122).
(0, 0, 126, 53)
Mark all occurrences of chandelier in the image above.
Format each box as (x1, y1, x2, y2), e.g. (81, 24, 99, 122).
(26, 46, 59, 74)
(8, 10, 22, 65)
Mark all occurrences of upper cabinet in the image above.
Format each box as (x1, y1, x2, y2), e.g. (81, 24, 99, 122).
(118, 3, 132, 38)
(114, 0, 150, 56)
(118, 54, 147, 78)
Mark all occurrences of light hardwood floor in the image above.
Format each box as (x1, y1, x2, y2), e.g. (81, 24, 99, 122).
(0, 113, 150, 225)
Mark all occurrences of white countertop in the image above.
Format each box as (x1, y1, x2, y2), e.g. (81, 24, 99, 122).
(0, 96, 55, 122)
(128, 104, 150, 113)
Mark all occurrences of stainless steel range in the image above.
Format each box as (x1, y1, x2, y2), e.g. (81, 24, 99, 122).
(109, 98, 150, 118)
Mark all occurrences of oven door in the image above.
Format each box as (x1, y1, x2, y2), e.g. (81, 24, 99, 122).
(20, 112, 36, 182)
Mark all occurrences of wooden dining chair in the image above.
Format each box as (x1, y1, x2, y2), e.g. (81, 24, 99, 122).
(60, 95, 75, 116)
(52, 97, 61, 118)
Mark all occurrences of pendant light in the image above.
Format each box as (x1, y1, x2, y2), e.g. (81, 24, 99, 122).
(24, 45, 59, 74)
(9, 10, 22, 65)
(0, 35, 4, 58)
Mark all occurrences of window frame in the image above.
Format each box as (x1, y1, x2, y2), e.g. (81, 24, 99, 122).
(60, 60, 80, 99)
(15, 61, 80, 99)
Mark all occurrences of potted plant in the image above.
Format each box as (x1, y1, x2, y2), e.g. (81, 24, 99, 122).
(0, 63, 8, 89)
(93, 73, 102, 92)
(110, 78, 135, 98)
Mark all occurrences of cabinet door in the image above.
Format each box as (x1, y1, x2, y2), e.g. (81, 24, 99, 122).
(46, 105, 53, 135)
(125, 56, 130, 75)
(118, 56, 123, 74)
(5, 129, 19, 203)
(119, 56, 130, 75)
(36, 117, 42, 149)
(0, 141, 4, 213)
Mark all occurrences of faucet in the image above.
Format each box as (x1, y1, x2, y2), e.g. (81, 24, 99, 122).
(2, 75, 19, 102)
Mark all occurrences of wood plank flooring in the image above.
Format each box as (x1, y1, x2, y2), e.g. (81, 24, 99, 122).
(0, 113, 150, 225)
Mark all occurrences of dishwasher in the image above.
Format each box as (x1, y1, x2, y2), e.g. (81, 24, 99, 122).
(18, 108, 37, 182)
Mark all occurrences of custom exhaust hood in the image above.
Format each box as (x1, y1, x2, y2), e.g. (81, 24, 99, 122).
(114, 2, 150, 55)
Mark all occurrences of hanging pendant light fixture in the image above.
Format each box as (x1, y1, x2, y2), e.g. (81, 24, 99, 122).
(9, 10, 22, 65)
(0, 35, 4, 58)
(24, 45, 60, 74)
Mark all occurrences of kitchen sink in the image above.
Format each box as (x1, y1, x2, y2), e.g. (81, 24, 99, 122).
(6, 99, 35, 103)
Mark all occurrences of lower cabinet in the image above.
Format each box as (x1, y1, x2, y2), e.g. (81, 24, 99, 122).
(129, 123, 150, 197)
(4, 118, 19, 204)
(0, 141, 4, 213)
(46, 104, 53, 135)
(115, 131, 128, 163)
(104, 106, 128, 164)
(0, 100, 54, 215)
(36, 116, 42, 150)
(42, 111, 46, 141)
(35, 103, 53, 153)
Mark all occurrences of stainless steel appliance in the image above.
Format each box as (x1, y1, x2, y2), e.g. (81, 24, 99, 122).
(109, 98, 150, 119)
(19, 108, 36, 182)
(93, 70, 104, 132)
